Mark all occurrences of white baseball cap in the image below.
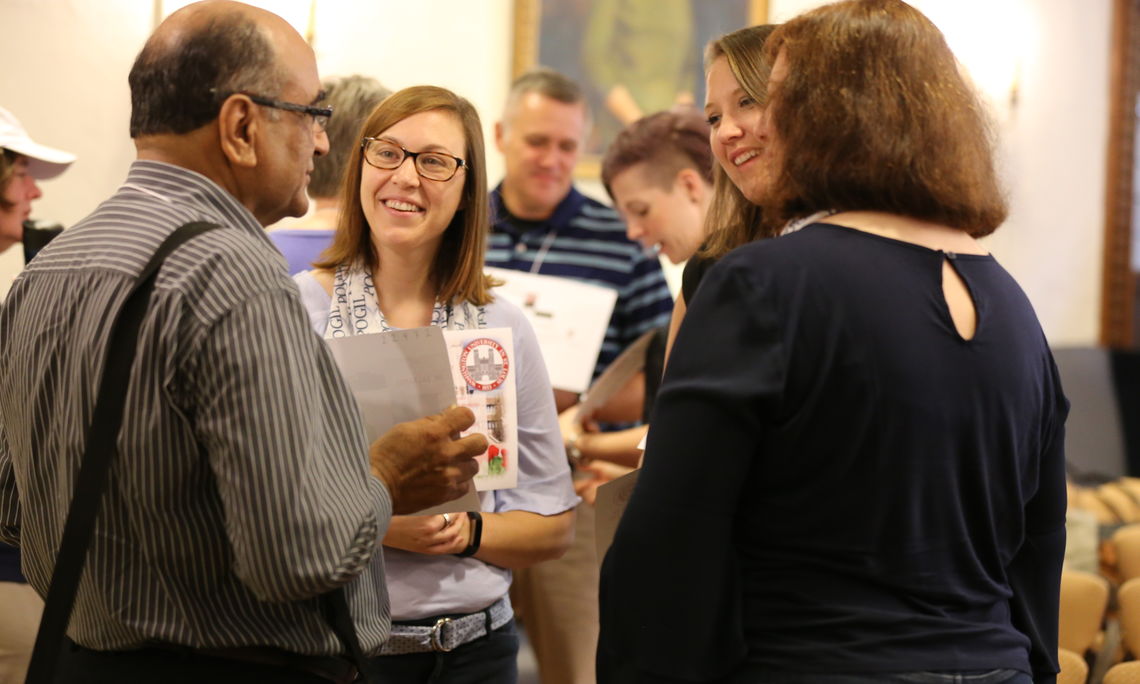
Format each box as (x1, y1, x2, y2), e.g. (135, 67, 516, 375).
(0, 106, 75, 180)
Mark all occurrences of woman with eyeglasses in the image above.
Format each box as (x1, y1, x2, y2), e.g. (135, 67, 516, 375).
(294, 85, 577, 683)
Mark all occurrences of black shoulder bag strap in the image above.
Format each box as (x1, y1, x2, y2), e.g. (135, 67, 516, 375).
(322, 589, 380, 682)
(25, 222, 377, 684)
(26, 221, 220, 683)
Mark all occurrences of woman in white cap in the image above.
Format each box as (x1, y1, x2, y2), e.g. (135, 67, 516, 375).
(0, 104, 73, 683)
(0, 105, 75, 255)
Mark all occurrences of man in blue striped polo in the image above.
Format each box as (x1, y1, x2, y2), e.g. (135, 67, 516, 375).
(489, 68, 673, 684)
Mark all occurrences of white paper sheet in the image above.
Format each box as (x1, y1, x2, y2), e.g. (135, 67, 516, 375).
(486, 267, 617, 394)
(326, 326, 518, 517)
(326, 327, 455, 442)
(576, 328, 655, 419)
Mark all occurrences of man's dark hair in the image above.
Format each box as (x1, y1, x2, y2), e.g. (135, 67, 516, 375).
(128, 13, 283, 138)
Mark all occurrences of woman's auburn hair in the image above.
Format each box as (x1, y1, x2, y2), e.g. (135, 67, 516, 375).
(762, 0, 1007, 237)
(700, 24, 779, 259)
(314, 85, 496, 306)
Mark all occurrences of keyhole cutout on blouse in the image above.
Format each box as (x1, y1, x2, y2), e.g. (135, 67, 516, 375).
(942, 254, 977, 341)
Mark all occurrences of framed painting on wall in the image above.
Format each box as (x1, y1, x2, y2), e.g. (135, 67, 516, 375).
(512, 0, 770, 176)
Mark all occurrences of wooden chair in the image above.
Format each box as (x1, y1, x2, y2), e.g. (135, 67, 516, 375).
(1100, 485, 1140, 525)
(1115, 525, 1140, 582)
(1105, 661, 1140, 684)
(1061, 569, 1111, 655)
(1058, 647, 1089, 684)
(1119, 578, 1140, 659)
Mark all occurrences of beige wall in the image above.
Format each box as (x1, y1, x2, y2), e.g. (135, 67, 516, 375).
(0, 0, 512, 296)
(0, 0, 1115, 345)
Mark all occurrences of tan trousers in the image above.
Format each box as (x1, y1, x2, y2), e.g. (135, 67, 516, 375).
(512, 502, 598, 684)
(0, 582, 42, 684)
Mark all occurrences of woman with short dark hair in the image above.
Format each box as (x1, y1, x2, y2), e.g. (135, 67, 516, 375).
(598, 3, 1067, 683)
(564, 109, 715, 482)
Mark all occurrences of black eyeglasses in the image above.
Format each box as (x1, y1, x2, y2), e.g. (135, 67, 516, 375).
(361, 137, 467, 182)
(213, 90, 333, 131)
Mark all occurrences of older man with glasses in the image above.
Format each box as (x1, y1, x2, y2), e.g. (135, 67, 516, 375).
(0, 2, 485, 682)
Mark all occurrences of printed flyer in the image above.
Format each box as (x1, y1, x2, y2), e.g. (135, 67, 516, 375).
(443, 328, 519, 491)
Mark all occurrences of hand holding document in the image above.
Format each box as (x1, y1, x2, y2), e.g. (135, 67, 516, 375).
(485, 267, 617, 394)
(367, 406, 485, 515)
(326, 326, 519, 509)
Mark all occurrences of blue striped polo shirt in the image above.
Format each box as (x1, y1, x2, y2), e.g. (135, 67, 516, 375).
(487, 185, 673, 378)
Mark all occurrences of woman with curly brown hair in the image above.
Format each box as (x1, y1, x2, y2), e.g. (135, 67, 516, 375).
(599, 3, 1067, 683)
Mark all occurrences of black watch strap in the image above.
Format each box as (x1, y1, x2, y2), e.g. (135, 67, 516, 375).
(455, 511, 483, 558)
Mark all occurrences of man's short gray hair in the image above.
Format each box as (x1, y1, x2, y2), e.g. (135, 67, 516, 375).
(502, 68, 589, 127)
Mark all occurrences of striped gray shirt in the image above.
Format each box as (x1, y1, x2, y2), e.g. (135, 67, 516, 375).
(0, 160, 392, 655)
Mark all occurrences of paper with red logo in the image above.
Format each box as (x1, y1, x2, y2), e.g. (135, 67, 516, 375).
(444, 328, 518, 490)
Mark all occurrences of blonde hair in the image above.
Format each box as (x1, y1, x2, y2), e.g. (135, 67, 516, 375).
(700, 24, 779, 259)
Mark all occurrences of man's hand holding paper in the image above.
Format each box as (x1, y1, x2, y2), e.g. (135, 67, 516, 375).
(369, 406, 487, 515)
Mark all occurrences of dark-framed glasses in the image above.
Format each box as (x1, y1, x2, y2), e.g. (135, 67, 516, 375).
(361, 137, 466, 182)
(213, 89, 333, 131)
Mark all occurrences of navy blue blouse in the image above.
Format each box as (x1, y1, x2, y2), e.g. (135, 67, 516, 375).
(599, 224, 1068, 684)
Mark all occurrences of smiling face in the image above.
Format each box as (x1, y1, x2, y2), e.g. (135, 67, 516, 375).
(609, 163, 706, 264)
(361, 109, 467, 261)
(705, 55, 783, 206)
(495, 92, 586, 220)
(0, 156, 41, 252)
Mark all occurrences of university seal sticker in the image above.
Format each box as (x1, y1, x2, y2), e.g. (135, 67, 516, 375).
(458, 337, 510, 391)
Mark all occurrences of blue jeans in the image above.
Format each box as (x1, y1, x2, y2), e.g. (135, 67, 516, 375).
(753, 670, 1031, 684)
(368, 619, 519, 684)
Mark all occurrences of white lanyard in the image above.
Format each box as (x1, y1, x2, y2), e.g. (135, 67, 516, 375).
(528, 229, 559, 275)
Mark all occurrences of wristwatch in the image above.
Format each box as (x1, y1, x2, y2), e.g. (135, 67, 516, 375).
(566, 433, 583, 464)
(455, 511, 483, 558)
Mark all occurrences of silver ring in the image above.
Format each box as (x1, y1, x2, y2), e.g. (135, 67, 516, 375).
(441, 513, 451, 529)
